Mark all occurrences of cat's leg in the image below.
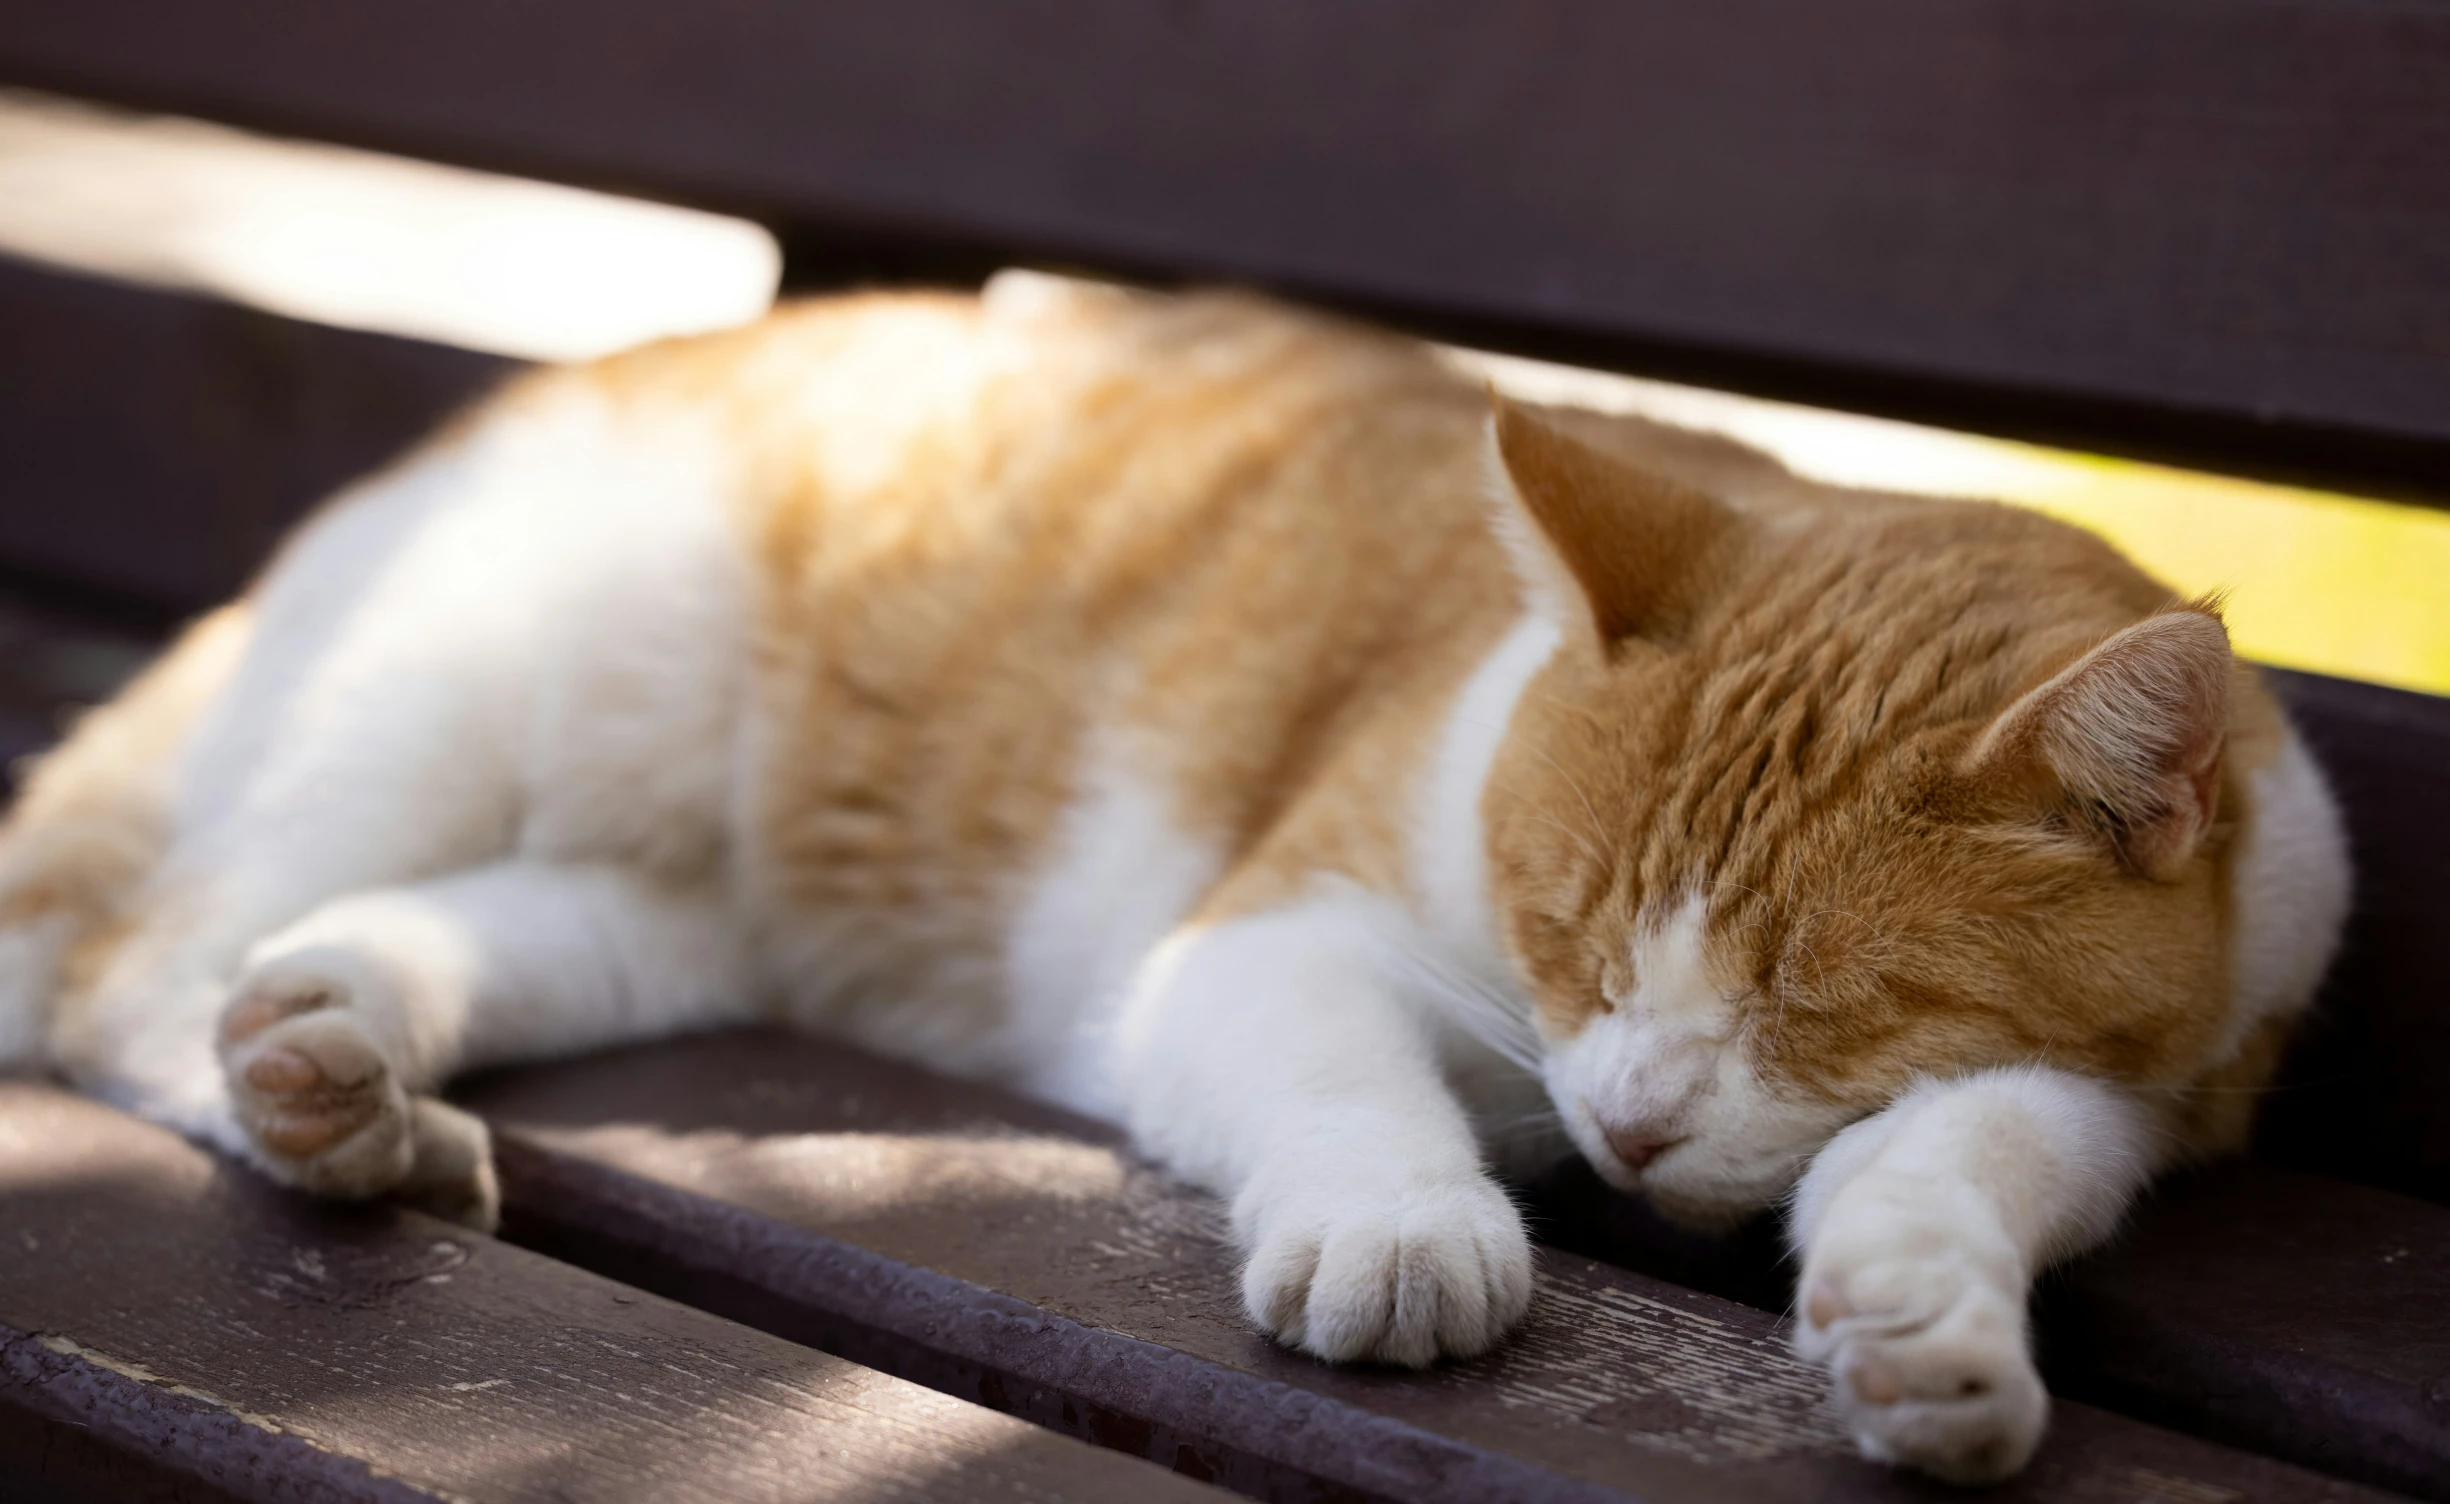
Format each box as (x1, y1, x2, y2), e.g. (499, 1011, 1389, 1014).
(1788, 1067, 2156, 1483)
(0, 606, 249, 1067)
(215, 860, 755, 1228)
(1117, 895, 1533, 1367)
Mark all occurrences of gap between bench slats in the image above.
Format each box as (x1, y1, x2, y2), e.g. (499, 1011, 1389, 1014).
(456, 1031, 2412, 1504)
(0, 1081, 1230, 1504)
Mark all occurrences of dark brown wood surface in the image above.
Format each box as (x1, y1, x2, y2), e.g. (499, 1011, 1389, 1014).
(0, 587, 156, 773)
(2046, 1162, 2450, 1501)
(2257, 670, 2450, 1205)
(0, 1081, 1231, 1504)
(1529, 1151, 2450, 1500)
(4, 2, 2450, 491)
(0, 256, 511, 612)
(456, 1031, 2409, 1504)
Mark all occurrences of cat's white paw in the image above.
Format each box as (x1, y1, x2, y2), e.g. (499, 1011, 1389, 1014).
(1794, 1240, 2047, 1484)
(217, 948, 500, 1229)
(1235, 1164, 1534, 1367)
(217, 949, 416, 1198)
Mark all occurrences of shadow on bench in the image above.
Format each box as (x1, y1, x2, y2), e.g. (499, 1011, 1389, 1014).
(456, 1030, 2427, 1503)
(0, 1082, 1228, 1504)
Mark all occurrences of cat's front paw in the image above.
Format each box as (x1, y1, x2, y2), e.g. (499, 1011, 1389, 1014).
(1794, 1238, 2047, 1484)
(1235, 1164, 1533, 1367)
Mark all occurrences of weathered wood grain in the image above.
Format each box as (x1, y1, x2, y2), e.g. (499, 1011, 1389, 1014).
(0, 256, 511, 611)
(5, 0, 2450, 495)
(1526, 1151, 2450, 1500)
(2046, 1162, 2450, 1501)
(458, 1031, 2407, 1503)
(0, 1081, 1231, 1504)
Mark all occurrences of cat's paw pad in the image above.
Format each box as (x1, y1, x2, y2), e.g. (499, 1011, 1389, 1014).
(1237, 1168, 1534, 1368)
(217, 957, 413, 1198)
(1794, 1252, 2046, 1484)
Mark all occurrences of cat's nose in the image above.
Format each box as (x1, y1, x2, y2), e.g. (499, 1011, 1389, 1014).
(1600, 1120, 1685, 1171)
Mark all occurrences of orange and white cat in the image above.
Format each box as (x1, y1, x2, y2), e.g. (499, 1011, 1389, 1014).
(0, 275, 2348, 1482)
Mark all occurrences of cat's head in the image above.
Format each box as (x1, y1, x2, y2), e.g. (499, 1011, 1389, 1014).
(1480, 400, 2267, 1229)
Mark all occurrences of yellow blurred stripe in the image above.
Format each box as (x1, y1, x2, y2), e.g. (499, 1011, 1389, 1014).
(1455, 345, 2450, 697)
(1998, 456, 2450, 695)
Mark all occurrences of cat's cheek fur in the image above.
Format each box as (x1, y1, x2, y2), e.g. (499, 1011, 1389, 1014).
(1540, 899, 1855, 1226)
(1788, 1067, 2155, 1483)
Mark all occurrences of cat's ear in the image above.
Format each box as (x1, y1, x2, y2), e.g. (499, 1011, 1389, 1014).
(1484, 396, 1736, 645)
(1969, 607, 2232, 879)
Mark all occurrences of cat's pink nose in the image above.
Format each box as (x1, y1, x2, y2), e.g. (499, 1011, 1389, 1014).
(1601, 1121, 1684, 1171)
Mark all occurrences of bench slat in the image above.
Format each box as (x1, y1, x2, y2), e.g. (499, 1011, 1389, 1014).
(5, 1, 2450, 482)
(457, 1031, 2407, 1503)
(0, 256, 509, 611)
(0, 1082, 1230, 1504)
(1529, 1152, 2450, 1499)
(2048, 1162, 2450, 1500)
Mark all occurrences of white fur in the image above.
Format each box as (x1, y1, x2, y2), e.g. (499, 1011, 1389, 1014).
(1478, 425, 1588, 636)
(2220, 728, 2352, 1062)
(1003, 731, 1223, 1119)
(1410, 612, 1560, 958)
(235, 862, 756, 1086)
(52, 387, 755, 1141)
(1544, 898, 1857, 1223)
(0, 917, 72, 1066)
(1788, 1066, 2155, 1481)
(1114, 890, 1533, 1366)
(1403, 609, 1567, 1147)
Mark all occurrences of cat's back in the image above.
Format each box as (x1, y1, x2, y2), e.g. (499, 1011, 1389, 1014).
(579, 277, 1516, 1069)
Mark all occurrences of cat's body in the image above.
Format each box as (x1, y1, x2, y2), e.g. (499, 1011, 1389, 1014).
(0, 275, 2350, 1483)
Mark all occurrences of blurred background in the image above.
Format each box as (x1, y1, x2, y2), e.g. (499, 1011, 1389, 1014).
(0, 4, 2445, 766)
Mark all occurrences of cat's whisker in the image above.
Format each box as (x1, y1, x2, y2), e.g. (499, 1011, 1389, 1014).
(1456, 714, 1615, 859)
(1492, 782, 1602, 865)
(1795, 907, 1895, 957)
(1518, 742, 1615, 861)
(1378, 942, 1545, 1074)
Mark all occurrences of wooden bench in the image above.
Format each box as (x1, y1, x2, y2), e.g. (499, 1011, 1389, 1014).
(0, 1081, 1227, 1503)
(4, 5, 2449, 1499)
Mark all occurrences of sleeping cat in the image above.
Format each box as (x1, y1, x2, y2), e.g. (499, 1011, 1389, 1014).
(0, 273, 2349, 1482)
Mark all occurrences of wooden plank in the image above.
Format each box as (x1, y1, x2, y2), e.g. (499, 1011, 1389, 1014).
(0, 1081, 1231, 1504)
(1528, 1154, 2450, 1500)
(2257, 670, 2450, 1203)
(456, 1031, 2405, 1503)
(3, 2, 2449, 487)
(0, 585, 156, 773)
(2046, 1162, 2450, 1500)
(0, 255, 511, 611)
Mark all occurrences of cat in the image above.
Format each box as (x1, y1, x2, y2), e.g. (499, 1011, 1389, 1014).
(0, 272, 2350, 1483)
